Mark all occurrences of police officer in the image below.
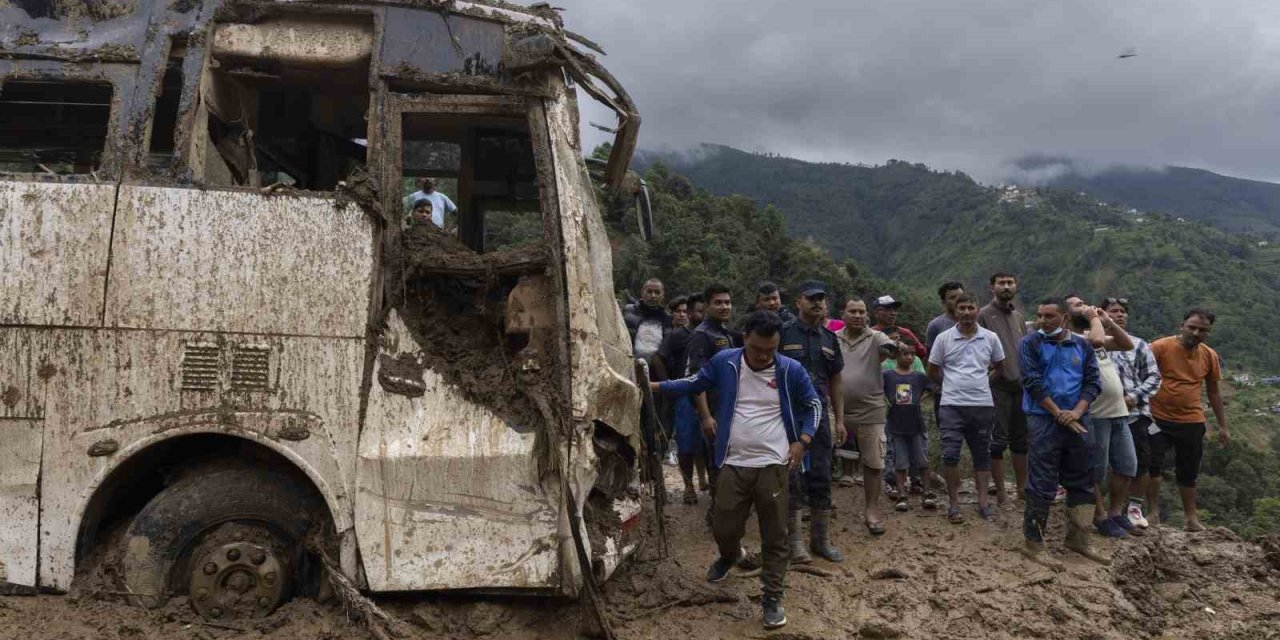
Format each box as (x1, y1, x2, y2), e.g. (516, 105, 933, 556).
(778, 280, 845, 563)
(686, 283, 743, 525)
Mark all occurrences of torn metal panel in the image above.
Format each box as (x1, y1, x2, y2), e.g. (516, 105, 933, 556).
(543, 77, 640, 441)
(7, 326, 365, 590)
(0, 181, 116, 326)
(103, 186, 375, 337)
(356, 310, 560, 592)
(0, 419, 41, 589)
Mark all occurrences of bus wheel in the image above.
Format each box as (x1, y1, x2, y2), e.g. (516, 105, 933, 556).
(120, 466, 324, 619)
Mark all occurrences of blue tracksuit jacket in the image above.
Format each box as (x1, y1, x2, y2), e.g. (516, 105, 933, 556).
(657, 348, 821, 470)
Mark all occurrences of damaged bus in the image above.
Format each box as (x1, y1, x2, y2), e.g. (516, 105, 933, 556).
(0, 0, 649, 620)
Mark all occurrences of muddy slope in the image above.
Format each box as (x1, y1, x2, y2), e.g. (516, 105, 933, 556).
(7, 466, 1280, 639)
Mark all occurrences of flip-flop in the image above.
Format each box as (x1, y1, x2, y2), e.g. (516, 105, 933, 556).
(866, 520, 886, 535)
(978, 505, 997, 521)
(947, 506, 965, 524)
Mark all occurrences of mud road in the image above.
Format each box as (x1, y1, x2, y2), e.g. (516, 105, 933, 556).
(4, 466, 1280, 640)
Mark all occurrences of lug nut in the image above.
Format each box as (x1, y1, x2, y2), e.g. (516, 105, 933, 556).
(226, 548, 241, 561)
(208, 607, 223, 619)
(203, 562, 218, 575)
(249, 550, 266, 565)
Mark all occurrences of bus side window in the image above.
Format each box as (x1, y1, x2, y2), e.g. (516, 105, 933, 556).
(0, 80, 113, 175)
(193, 17, 372, 191)
(399, 114, 543, 253)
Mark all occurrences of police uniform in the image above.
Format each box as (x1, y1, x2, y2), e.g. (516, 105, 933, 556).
(778, 317, 844, 512)
(684, 319, 742, 520)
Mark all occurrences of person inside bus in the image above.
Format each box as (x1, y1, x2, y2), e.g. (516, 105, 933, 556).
(407, 177, 458, 228)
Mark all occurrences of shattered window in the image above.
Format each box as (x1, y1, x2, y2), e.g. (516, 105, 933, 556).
(0, 80, 112, 174)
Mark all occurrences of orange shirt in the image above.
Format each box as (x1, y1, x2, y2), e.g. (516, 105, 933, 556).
(1149, 336, 1220, 424)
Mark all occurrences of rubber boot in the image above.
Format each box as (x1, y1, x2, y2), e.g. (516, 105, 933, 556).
(809, 508, 844, 563)
(788, 510, 811, 564)
(1019, 496, 1063, 571)
(1065, 504, 1112, 566)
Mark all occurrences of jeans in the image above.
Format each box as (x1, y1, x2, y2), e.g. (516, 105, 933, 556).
(890, 433, 928, 471)
(789, 406, 833, 511)
(1090, 416, 1138, 482)
(715, 464, 790, 598)
(1026, 413, 1094, 506)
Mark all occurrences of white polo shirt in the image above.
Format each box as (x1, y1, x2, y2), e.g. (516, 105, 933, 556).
(928, 325, 1005, 407)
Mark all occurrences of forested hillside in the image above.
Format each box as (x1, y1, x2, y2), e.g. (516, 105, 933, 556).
(633, 144, 1280, 374)
(1014, 157, 1280, 238)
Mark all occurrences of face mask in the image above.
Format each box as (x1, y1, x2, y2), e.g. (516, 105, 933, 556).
(1038, 326, 1063, 338)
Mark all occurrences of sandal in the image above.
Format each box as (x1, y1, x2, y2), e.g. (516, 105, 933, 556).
(947, 506, 965, 524)
(866, 520, 886, 535)
(894, 498, 909, 512)
(978, 505, 997, 521)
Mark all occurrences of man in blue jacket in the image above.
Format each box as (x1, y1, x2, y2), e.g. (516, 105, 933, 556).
(1019, 298, 1107, 567)
(653, 310, 821, 630)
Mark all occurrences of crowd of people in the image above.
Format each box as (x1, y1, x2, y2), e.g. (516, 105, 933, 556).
(623, 275, 1230, 630)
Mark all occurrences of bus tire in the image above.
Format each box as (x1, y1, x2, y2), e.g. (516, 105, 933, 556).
(120, 466, 325, 619)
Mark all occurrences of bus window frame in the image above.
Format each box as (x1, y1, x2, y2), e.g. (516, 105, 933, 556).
(382, 93, 547, 253)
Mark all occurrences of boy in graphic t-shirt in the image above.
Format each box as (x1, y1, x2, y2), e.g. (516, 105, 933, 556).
(883, 348, 938, 511)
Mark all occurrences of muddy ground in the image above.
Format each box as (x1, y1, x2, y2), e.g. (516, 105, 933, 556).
(5, 466, 1280, 640)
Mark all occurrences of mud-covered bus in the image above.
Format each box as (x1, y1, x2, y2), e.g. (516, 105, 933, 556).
(0, 0, 648, 621)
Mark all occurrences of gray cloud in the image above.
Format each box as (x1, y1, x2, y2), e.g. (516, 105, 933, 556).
(556, 0, 1280, 183)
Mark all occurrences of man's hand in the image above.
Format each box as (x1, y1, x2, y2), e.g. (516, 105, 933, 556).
(834, 419, 848, 446)
(1125, 395, 1137, 410)
(1216, 427, 1231, 446)
(1055, 409, 1082, 426)
(1083, 306, 1100, 321)
(1064, 419, 1088, 435)
(788, 442, 806, 470)
(701, 416, 717, 439)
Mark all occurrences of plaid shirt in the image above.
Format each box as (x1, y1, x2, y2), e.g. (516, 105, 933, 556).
(1112, 333, 1161, 419)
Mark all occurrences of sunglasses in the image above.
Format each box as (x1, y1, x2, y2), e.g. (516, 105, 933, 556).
(1102, 297, 1129, 308)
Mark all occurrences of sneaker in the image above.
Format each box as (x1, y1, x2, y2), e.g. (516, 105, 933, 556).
(1127, 503, 1149, 529)
(1095, 517, 1128, 538)
(762, 596, 787, 629)
(1054, 486, 1067, 502)
(885, 482, 901, 500)
(706, 554, 738, 583)
(1111, 514, 1143, 537)
(922, 492, 939, 510)
(663, 449, 678, 466)
(895, 497, 909, 512)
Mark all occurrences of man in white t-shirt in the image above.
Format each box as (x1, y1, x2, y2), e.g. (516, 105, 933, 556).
(927, 292, 1005, 524)
(1065, 297, 1139, 538)
(653, 310, 820, 630)
(406, 177, 458, 228)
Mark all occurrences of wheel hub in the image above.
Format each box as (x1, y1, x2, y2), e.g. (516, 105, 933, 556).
(188, 541, 285, 619)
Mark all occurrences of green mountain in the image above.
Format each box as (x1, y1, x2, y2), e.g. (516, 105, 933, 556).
(1012, 157, 1280, 238)
(634, 144, 1280, 373)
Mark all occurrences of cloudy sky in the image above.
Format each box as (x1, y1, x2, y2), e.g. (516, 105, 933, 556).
(555, 0, 1280, 184)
